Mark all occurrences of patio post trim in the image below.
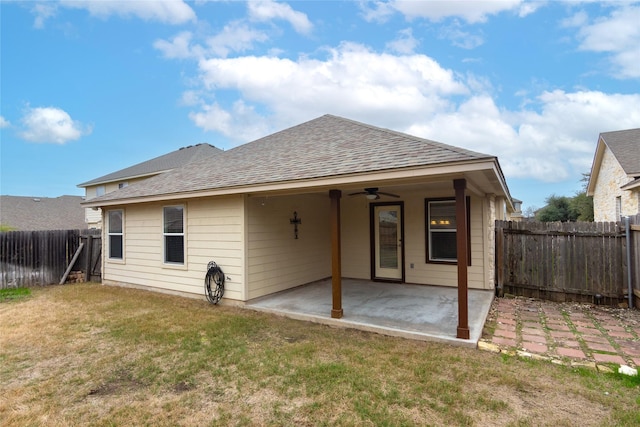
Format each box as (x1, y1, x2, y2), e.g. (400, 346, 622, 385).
(454, 179, 470, 339)
(330, 189, 343, 318)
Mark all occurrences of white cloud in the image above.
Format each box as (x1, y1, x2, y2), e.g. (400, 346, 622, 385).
(188, 39, 640, 183)
(386, 28, 419, 54)
(439, 21, 484, 49)
(560, 10, 588, 29)
(408, 90, 640, 182)
(31, 3, 57, 29)
(574, 5, 640, 78)
(19, 107, 92, 144)
(359, 0, 395, 23)
(191, 42, 467, 138)
(0, 116, 10, 128)
(155, 22, 269, 60)
(365, 0, 526, 24)
(189, 100, 271, 142)
(180, 90, 203, 107)
(154, 31, 201, 59)
(206, 21, 269, 57)
(248, 0, 313, 34)
(33, 0, 196, 27)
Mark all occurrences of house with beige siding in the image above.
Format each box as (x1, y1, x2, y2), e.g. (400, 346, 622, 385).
(82, 115, 514, 339)
(587, 128, 640, 222)
(77, 143, 222, 228)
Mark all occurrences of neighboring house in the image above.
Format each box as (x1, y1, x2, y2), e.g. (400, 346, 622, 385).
(0, 195, 87, 231)
(510, 198, 524, 221)
(587, 128, 640, 222)
(83, 115, 514, 339)
(77, 143, 222, 228)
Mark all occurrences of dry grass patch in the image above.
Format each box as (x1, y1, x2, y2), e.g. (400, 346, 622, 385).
(1, 283, 639, 426)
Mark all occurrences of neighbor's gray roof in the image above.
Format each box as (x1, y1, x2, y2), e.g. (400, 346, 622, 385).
(77, 143, 223, 187)
(601, 128, 640, 176)
(88, 114, 495, 204)
(0, 195, 87, 231)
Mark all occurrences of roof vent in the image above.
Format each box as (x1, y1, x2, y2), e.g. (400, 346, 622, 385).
(33, 198, 41, 202)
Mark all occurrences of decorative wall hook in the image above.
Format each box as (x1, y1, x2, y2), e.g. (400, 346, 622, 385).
(289, 211, 302, 239)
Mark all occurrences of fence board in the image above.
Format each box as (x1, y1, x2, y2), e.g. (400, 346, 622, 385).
(0, 229, 100, 289)
(496, 220, 631, 305)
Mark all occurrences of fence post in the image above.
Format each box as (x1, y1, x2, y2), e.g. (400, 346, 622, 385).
(625, 217, 633, 308)
(495, 221, 504, 297)
(84, 235, 93, 282)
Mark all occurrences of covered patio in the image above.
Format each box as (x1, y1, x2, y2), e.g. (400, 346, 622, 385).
(245, 279, 494, 348)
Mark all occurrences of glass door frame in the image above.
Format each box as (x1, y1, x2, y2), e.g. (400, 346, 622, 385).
(369, 202, 405, 282)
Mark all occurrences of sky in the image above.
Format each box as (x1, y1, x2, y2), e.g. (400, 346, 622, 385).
(1, 0, 639, 212)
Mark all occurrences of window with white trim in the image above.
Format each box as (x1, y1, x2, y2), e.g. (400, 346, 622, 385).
(108, 210, 123, 260)
(118, 182, 128, 189)
(96, 185, 106, 197)
(425, 198, 471, 264)
(163, 205, 184, 264)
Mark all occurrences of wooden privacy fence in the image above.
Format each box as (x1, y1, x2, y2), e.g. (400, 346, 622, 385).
(496, 216, 640, 306)
(0, 229, 101, 289)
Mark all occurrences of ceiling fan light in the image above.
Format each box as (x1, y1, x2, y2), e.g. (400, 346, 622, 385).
(366, 193, 377, 200)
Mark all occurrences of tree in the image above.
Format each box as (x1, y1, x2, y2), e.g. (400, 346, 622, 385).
(535, 172, 594, 222)
(536, 195, 577, 222)
(570, 191, 594, 222)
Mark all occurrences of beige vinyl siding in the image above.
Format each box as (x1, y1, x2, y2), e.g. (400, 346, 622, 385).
(84, 177, 158, 228)
(103, 195, 246, 301)
(341, 189, 488, 290)
(246, 194, 331, 300)
(341, 196, 371, 278)
(84, 207, 101, 228)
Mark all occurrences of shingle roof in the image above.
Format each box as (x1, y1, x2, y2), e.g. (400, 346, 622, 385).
(0, 195, 87, 231)
(77, 143, 223, 187)
(89, 114, 495, 204)
(601, 128, 640, 176)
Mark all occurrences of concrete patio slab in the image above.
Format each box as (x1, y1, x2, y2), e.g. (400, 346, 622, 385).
(245, 278, 494, 348)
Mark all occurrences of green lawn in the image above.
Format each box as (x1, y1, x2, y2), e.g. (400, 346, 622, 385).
(1, 283, 638, 426)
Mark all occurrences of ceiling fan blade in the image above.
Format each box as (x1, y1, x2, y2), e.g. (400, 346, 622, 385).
(378, 192, 400, 198)
(348, 191, 367, 196)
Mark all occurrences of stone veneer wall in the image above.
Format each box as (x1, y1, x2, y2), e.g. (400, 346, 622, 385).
(593, 146, 639, 222)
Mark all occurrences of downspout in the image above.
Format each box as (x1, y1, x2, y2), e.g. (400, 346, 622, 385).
(626, 216, 633, 309)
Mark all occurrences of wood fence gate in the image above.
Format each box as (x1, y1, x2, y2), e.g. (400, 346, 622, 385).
(496, 215, 640, 306)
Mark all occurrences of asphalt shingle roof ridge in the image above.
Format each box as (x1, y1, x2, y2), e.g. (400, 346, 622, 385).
(320, 114, 491, 159)
(86, 114, 497, 204)
(78, 143, 223, 187)
(600, 128, 640, 176)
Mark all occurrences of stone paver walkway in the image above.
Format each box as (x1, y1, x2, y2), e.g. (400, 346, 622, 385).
(479, 297, 640, 371)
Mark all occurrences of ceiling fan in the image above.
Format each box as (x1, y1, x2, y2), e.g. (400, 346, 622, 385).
(348, 187, 400, 200)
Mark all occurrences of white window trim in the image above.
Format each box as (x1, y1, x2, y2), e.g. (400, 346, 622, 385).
(107, 209, 124, 263)
(163, 204, 186, 267)
(95, 185, 106, 197)
(425, 197, 471, 265)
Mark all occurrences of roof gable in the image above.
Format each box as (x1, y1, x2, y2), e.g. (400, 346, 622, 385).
(87, 114, 497, 204)
(77, 143, 223, 187)
(587, 128, 640, 195)
(600, 128, 640, 176)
